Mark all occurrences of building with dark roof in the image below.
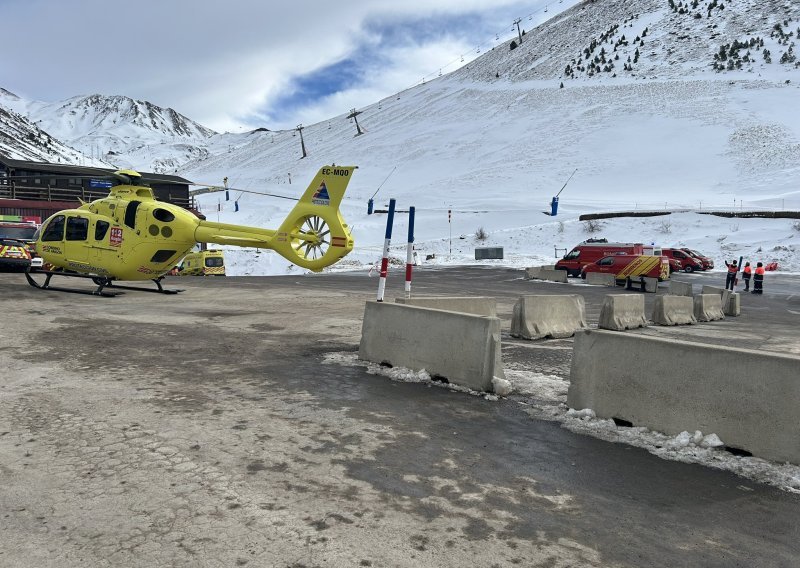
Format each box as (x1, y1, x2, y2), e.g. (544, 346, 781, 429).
(0, 157, 199, 222)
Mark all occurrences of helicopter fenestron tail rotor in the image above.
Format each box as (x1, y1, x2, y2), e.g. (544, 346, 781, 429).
(193, 165, 356, 271)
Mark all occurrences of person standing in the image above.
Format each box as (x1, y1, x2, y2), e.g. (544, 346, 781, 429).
(724, 259, 738, 291)
(752, 262, 765, 294)
(742, 262, 752, 291)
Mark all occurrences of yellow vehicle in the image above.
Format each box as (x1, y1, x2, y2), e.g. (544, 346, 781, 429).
(0, 238, 32, 272)
(23, 165, 356, 296)
(179, 250, 225, 276)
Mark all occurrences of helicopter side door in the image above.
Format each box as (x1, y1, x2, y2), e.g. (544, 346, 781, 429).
(63, 215, 90, 264)
(87, 218, 116, 267)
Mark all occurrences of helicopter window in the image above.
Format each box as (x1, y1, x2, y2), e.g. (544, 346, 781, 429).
(95, 221, 110, 241)
(41, 215, 65, 241)
(152, 208, 175, 223)
(124, 200, 141, 229)
(65, 217, 89, 241)
(150, 250, 177, 263)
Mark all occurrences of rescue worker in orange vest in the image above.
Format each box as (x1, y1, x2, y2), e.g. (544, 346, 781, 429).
(752, 262, 765, 294)
(742, 261, 752, 292)
(724, 259, 738, 291)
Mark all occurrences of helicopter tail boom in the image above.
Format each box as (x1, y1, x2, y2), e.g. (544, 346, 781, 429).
(194, 222, 275, 248)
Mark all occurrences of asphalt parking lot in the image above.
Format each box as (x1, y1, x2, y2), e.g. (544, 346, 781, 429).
(1, 267, 798, 567)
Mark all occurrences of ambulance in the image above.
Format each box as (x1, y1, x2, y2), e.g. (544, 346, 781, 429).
(0, 238, 32, 272)
(0, 219, 42, 270)
(581, 253, 670, 281)
(178, 249, 226, 276)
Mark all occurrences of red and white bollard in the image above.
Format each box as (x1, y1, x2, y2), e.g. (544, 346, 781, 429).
(404, 206, 415, 298)
(376, 198, 396, 302)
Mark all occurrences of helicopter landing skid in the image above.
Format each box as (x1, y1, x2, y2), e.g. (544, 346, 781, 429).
(96, 277, 184, 295)
(25, 270, 123, 297)
(25, 271, 184, 297)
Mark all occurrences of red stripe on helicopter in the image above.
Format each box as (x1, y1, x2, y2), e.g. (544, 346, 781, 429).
(331, 236, 347, 247)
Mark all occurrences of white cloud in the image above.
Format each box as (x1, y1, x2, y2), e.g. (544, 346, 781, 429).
(1, 0, 560, 131)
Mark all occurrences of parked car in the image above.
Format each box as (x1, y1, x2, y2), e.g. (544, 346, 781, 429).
(662, 248, 704, 272)
(0, 238, 32, 272)
(680, 248, 714, 270)
(667, 257, 683, 273)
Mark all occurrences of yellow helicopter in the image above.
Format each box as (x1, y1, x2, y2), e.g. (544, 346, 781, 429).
(25, 165, 356, 296)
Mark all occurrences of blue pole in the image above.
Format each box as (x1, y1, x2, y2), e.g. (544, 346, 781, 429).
(385, 199, 396, 239)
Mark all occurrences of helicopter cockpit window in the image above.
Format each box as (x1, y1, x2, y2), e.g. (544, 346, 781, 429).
(152, 208, 175, 223)
(41, 215, 65, 242)
(95, 220, 110, 241)
(150, 250, 177, 263)
(65, 217, 89, 241)
(124, 200, 141, 229)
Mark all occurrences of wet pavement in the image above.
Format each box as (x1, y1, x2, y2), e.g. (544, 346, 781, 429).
(0, 268, 798, 567)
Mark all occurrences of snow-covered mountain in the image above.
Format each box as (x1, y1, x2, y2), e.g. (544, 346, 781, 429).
(1, 90, 217, 173)
(0, 89, 106, 165)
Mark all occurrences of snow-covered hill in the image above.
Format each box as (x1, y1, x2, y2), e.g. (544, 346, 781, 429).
(181, 0, 800, 274)
(1, 90, 217, 173)
(0, 89, 106, 165)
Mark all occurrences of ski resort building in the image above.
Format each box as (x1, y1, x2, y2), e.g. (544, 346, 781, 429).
(0, 157, 196, 222)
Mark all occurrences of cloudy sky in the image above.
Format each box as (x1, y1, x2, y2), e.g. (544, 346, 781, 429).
(1, 0, 572, 132)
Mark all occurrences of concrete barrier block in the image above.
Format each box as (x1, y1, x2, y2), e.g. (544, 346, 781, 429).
(359, 301, 504, 392)
(643, 277, 659, 293)
(669, 280, 693, 296)
(586, 272, 616, 286)
(526, 267, 567, 282)
(693, 294, 725, 322)
(702, 285, 732, 310)
(510, 295, 588, 340)
(568, 329, 800, 464)
(524, 267, 542, 280)
(598, 294, 648, 331)
(652, 295, 696, 325)
(624, 277, 659, 293)
(725, 292, 741, 317)
(396, 296, 497, 317)
(539, 269, 568, 283)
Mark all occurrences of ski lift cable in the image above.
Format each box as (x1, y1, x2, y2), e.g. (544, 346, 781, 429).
(369, 166, 397, 201)
(192, 182, 300, 202)
(555, 168, 578, 198)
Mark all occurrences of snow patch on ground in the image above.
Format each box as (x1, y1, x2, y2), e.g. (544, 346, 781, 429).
(324, 352, 800, 493)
